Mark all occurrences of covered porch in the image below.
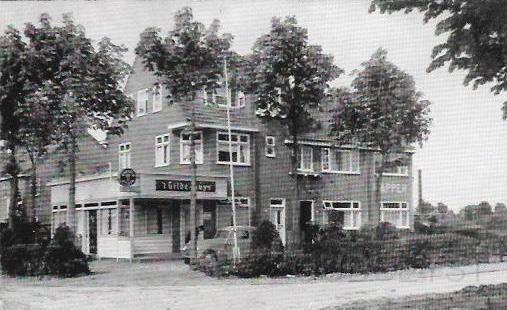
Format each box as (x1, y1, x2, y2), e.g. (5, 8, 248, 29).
(49, 172, 231, 260)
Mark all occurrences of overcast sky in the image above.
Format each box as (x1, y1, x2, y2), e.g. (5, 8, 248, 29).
(1, 0, 506, 211)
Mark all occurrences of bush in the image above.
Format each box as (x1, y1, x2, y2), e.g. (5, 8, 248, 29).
(251, 220, 284, 253)
(0, 244, 44, 276)
(43, 225, 90, 277)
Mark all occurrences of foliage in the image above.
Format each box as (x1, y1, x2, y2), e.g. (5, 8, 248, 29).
(246, 15, 342, 187)
(0, 224, 89, 277)
(495, 203, 507, 213)
(370, 0, 507, 118)
(330, 49, 431, 223)
(136, 7, 234, 102)
(43, 225, 90, 277)
(251, 220, 284, 252)
(417, 200, 435, 215)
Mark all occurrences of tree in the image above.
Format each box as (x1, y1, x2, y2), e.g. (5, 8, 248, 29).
(437, 202, 449, 214)
(247, 16, 342, 243)
(478, 201, 493, 219)
(21, 14, 133, 230)
(418, 200, 435, 215)
(0, 26, 30, 228)
(136, 7, 233, 256)
(330, 48, 431, 224)
(460, 204, 478, 221)
(495, 202, 507, 213)
(370, 0, 507, 118)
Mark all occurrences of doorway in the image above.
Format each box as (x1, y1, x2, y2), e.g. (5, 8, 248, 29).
(269, 198, 286, 245)
(88, 210, 97, 254)
(299, 201, 313, 244)
(202, 201, 217, 239)
(171, 201, 180, 253)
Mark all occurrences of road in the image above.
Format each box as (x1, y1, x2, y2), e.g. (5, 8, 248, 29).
(1, 261, 507, 309)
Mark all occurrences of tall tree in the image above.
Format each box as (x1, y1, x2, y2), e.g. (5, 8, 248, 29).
(247, 16, 341, 243)
(370, 0, 507, 118)
(22, 14, 133, 230)
(136, 7, 233, 256)
(0, 26, 29, 228)
(331, 48, 431, 225)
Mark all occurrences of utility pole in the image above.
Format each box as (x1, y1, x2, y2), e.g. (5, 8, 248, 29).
(224, 58, 240, 264)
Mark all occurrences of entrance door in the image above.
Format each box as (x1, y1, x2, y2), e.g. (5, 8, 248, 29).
(299, 201, 313, 244)
(269, 199, 286, 245)
(171, 201, 180, 253)
(88, 210, 97, 254)
(202, 201, 217, 239)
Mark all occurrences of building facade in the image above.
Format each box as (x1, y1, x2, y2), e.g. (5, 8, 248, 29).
(44, 57, 413, 259)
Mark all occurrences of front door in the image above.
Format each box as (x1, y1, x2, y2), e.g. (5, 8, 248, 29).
(88, 210, 97, 254)
(171, 201, 180, 253)
(202, 201, 217, 239)
(270, 203, 286, 245)
(299, 201, 313, 244)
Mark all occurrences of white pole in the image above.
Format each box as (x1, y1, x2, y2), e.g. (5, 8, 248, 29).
(224, 58, 240, 264)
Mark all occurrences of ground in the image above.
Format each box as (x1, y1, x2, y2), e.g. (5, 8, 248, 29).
(2, 260, 507, 309)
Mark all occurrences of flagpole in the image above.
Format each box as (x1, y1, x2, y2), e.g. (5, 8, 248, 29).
(224, 57, 240, 265)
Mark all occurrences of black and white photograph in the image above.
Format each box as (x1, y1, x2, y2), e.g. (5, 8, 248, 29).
(0, 1, 506, 309)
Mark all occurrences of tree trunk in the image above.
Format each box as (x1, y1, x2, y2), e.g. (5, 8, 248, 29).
(372, 155, 387, 225)
(28, 151, 37, 222)
(66, 134, 77, 231)
(7, 147, 19, 229)
(291, 132, 300, 248)
(189, 104, 198, 258)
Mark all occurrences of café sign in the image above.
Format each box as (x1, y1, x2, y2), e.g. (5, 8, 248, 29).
(155, 180, 216, 192)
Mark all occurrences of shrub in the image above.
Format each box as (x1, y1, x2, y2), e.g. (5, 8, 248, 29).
(43, 225, 90, 277)
(251, 220, 284, 252)
(232, 252, 282, 277)
(0, 244, 44, 276)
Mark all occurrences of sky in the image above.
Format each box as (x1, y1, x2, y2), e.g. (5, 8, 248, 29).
(1, 0, 506, 211)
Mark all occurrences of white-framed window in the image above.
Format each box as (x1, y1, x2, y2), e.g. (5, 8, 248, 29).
(322, 201, 361, 230)
(180, 131, 203, 164)
(136, 89, 149, 116)
(155, 134, 170, 167)
(230, 197, 250, 208)
(216, 132, 250, 165)
(321, 148, 360, 174)
(119, 143, 131, 170)
(152, 84, 163, 113)
(298, 146, 313, 172)
(383, 164, 409, 176)
(202, 87, 246, 108)
(265, 136, 276, 158)
(380, 202, 410, 228)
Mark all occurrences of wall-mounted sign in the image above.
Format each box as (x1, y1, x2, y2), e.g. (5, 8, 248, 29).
(119, 169, 136, 187)
(155, 180, 216, 192)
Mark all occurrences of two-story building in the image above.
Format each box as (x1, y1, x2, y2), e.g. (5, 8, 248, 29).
(44, 56, 414, 260)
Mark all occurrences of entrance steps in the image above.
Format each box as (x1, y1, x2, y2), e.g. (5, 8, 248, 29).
(132, 252, 182, 262)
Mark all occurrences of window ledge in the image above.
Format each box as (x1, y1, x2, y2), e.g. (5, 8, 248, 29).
(289, 171, 320, 178)
(382, 173, 409, 177)
(216, 162, 251, 167)
(179, 162, 204, 165)
(321, 171, 360, 175)
(155, 164, 170, 168)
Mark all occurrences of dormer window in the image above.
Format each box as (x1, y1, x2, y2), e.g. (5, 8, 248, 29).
(202, 86, 245, 108)
(136, 89, 149, 116)
(152, 84, 163, 113)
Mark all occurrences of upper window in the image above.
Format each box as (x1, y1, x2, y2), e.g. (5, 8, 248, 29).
(155, 134, 170, 167)
(202, 87, 246, 108)
(381, 202, 409, 228)
(265, 136, 276, 158)
(136, 89, 149, 116)
(216, 132, 250, 165)
(298, 146, 313, 172)
(383, 164, 409, 176)
(322, 201, 361, 229)
(180, 132, 203, 164)
(119, 143, 131, 170)
(152, 84, 163, 113)
(321, 149, 360, 174)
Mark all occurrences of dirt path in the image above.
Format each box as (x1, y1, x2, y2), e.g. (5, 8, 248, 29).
(2, 261, 507, 309)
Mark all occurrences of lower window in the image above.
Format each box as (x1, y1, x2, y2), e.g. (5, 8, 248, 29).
(380, 202, 409, 228)
(322, 201, 361, 229)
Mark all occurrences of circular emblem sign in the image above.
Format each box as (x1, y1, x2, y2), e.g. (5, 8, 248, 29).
(119, 168, 136, 187)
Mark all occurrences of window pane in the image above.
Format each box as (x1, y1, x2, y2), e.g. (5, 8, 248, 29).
(321, 149, 330, 171)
